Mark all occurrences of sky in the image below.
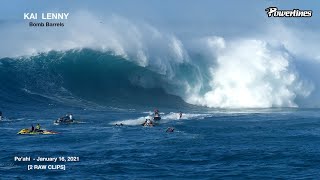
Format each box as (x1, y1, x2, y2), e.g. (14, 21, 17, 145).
(1, 0, 319, 36)
(1, 0, 320, 107)
(1, 0, 319, 63)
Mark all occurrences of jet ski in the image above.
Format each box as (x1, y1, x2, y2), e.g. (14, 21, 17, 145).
(54, 118, 77, 125)
(17, 128, 58, 135)
(153, 114, 161, 121)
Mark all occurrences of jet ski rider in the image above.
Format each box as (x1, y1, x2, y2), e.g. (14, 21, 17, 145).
(36, 123, 41, 131)
(154, 109, 159, 117)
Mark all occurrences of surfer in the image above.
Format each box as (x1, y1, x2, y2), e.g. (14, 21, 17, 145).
(179, 112, 182, 119)
(31, 125, 35, 132)
(0, 111, 2, 121)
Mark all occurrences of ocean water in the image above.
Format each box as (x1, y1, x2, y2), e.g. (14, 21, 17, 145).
(1, 107, 320, 179)
(1, 49, 320, 179)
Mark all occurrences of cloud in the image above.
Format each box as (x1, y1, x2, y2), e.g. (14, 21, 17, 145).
(263, 22, 320, 62)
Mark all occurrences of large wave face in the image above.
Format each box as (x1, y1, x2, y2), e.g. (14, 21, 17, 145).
(0, 13, 317, 108)
(0, 49, 191, 109)
(0, 46, 312, 109)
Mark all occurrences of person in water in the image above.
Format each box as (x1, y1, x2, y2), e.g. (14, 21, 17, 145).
(143, 119, 148, 125)
(31, 125, 35, 132)
(0, 111, 2, 121)
(69, 114, 73, 120)
(166, 127, 174, 132)
(143, 119, 153, 126)
(179, 112, 182, 119)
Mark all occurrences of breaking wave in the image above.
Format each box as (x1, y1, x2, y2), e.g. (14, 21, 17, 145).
(0, 13, 317, 108)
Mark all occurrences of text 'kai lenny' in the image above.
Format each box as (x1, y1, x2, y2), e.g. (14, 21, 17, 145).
(24, 13, 69, 27)
(24, 13, 69, 20)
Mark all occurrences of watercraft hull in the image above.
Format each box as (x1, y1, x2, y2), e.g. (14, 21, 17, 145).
(54, 120, 77, 125)
(153, 116, 161, 121)
(17, 129, 58, 135)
